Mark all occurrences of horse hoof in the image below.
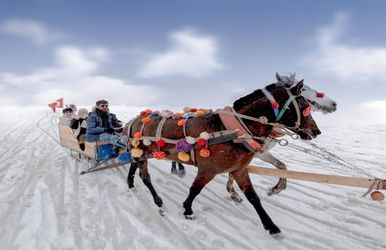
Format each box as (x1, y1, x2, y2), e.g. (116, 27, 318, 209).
(271, 232, 284, 239)
(171, 169, 178, 176)
(129, 187, 137, 193)
(266, 224, 281, 236)
(159, 206, 166, 216)
(184, 214, 196, 220)
(231, 195, 243, 203)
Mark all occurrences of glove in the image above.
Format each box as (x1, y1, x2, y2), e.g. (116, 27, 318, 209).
(106, 127, 115, 134)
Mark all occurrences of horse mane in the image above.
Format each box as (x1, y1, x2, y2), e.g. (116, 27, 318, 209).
(233, 83, 278, 112)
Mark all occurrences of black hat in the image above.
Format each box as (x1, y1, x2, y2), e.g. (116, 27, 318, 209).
(62, 107, 73, 114)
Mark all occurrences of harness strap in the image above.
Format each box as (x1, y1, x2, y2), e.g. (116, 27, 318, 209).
(156, 117, 168, 139)
(261, 88, 280, 118)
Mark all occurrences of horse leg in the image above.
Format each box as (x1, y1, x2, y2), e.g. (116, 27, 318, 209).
(226, 174, 243, 203)
(177, 162, 186, 178)
(183, 171, 216, 219)
(257, 152, 287, 195)
(231, 167, 281, 235)
(127, 162, 138, 191)
(171, 161, 178, 175)
(138, 160, 164, 212)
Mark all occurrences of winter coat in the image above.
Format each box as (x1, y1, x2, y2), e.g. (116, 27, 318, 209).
(86, 110, 122, 142)
(70, 118, 87, 140)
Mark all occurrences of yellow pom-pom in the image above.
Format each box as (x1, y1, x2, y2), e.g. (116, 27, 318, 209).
(134, 132, 142, 139)
(141, 117, 152, 124)
(131, 140, 140, 148)
(178, 152, 190, 162)
(131, 148, 144, 158)
(195, 110, 205, 116)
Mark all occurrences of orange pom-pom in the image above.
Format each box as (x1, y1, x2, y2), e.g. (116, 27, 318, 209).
(199, 148, 210, 158)
(156, 139, 166, 147)
(197, 138, 206, 146)
(153, 151, 166, 160)
(134, 132, 142, 139)
(371, 191, 385, 201)
(144, 109, 152, 114)
(141, 117, 152, 124)
(177, 120, 186, 127)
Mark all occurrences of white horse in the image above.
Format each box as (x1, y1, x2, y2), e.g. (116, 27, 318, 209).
(226, 73, 337, 201)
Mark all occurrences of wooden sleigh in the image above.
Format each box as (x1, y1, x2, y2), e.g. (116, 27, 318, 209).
(58, 124, 130, 174)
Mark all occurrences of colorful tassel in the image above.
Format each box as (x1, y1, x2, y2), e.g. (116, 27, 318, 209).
(176, 139, 192, 152)
(153, 151, 166, 160)
(199, 148, 210, 158)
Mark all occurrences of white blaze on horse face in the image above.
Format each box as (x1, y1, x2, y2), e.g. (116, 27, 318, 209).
(301, 85, 337, 114)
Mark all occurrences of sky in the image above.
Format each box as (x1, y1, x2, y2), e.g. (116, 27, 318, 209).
(1, 0, 386, 125)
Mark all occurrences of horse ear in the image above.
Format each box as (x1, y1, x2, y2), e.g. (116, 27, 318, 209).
(290, 73, 296, 81)
(290, 79, 304, 95)
(276, 72, 282, 82)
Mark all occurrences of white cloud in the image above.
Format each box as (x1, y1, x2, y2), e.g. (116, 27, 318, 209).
(302, 12, 386, 83)
(357, 100, 386, 124)
(0, 18, 65, 44)
(0, 45, 159, 106)
(138, 29, 222, 78)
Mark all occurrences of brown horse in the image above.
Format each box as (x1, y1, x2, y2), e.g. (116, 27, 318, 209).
(125, 80, 320, 236)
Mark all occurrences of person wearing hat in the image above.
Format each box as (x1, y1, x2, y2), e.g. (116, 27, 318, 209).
(71, 108, 89, 150)
(86, 99, 123, 142)
(59, 107, 74, 126)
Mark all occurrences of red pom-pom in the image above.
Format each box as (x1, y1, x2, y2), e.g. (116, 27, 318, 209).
(316, 92, 325, 98)
(197, 138, 206, 146)
(272, 103, 279, 109)
(156, 139, 166, 148)
(140, 111, 146, 116)
(190, 108, 197, 112)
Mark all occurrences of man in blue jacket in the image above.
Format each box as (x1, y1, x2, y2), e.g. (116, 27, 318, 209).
(86, 99, 123, 142)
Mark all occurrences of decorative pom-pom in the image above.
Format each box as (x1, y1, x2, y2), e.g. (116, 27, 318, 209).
(153, 151, 166, 160)
(178, 152, 190, 162)
(131, 140, 140, 148)
(143, 139, 152, 146)
(176, 139, 193, 152)
(197, 138, 207, 146)
(183, 107, 191, 113)
(172, 112, 182, 120)
(186, 136, 196, 144)
(140, 111, 146, 116)
(177, 119, 186, 127)
(144, 109, 152, 114)
(134, 132, 142, 139)
(141, 117, 152, 124)
(151, 111, 159, 117)
(199, 148, 210, 158)
(156, 139, 166, 148)
(271, 103, 279, 109)
(190, 108, 197, 112)
(131, 148, 144, 158)
(160, 110, 173, 118)
(195, 110, 205, 116)
(199, 131, 210, 140)
(371, 191, 384, 201)
(316, 92, 325, 98)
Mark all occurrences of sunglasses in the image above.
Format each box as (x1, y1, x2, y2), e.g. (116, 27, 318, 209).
(99, 104, 109, 107)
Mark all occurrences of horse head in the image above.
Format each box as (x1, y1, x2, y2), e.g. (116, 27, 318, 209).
(233, 79, 321, 140)
(276, 72, 337, 114)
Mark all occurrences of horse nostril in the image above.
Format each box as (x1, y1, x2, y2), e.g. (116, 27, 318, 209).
(332, 102, 337, 107)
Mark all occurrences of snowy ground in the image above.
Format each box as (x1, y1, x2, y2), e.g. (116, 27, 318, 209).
(0, 106, 385, 250)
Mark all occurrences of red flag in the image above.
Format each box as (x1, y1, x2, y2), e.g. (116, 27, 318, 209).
(55, 98, 64, 108)
(48, 102, 57, 112)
